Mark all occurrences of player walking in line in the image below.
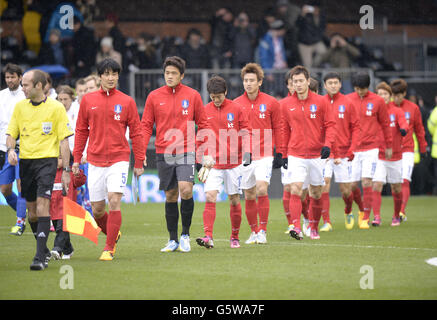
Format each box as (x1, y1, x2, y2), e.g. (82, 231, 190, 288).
(279, 65, 336, 240)
(320, 72, 360, 231)
(196, 75, 251, 249)
(6, 69, 73, 270)
(389, 79, 427, 222)
(0, 63, 27, 235)
(73, 58, 145, 261)
(347, 72, 393, 229)
(373, 82, 408, 226)
(233, 63, 282, 244)
(141, 56, 213, 253)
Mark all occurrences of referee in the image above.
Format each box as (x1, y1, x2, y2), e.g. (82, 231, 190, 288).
(6, 69, 73, 271)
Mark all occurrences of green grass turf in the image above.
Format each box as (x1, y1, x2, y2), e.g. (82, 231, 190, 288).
(0, 196, 436, 300)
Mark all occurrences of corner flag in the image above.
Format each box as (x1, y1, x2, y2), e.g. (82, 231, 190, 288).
(63, 197, 101, 244)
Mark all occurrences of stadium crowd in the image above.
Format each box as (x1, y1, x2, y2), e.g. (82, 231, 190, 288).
(1, 0, 436, 269)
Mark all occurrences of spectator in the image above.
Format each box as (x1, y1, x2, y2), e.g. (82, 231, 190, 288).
(159, 36, 183, 61)
(104, 13, 126, 61)
(76, 0, 100, 26)
(296, 1, 327, 68)
(180, 28, 210, 69)
(96, 37, 122, 67)
(71, 17, 97, 78)
(318, 33, 360, 68)
(256, 7, 276, 43)
(38, 29, 68, 66)
(129, 33, 160, 70)
(275, 0, 301, 66)
(258, 20, 287, 71)
(210, 7, 234, 68)
(230, 12, 257, 68)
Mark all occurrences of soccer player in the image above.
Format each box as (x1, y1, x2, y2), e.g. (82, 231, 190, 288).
(279, 65, 336, 240)
(233, 63, 282, 244)
(196, 75, 251, 249)
(321, 72, 360, 231)
(57, 85, 77, 152)
(373, 82, 408, 226)
(347, 72, 393, 229)
(389, 79, 427, 222)
(0, 63, 27, 235)
(73, 58, 145, 261)
(141, 56, 213, 253)
(6, 69, 73, 270)
(84, 74, 101, 94)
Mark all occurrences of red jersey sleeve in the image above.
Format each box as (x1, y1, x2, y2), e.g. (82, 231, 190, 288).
(377, 99, 393, 149)
(141, 94, 155, 153)
(73, 95, 90, 163)
(349, 99, 361, 153)
(323, 100, 336, 149)
(279, 100, 291, 156)
(239, 106, 251, 154)
(271, 99, 283, 153)
(128, 99, 146, 168)
(413, 106, 428, 153)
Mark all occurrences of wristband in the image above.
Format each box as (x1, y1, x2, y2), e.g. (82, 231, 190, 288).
(63, 167, 72, 172)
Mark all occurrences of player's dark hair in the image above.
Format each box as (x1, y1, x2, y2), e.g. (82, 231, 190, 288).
(207, 75, 227, 94)
(29, 69, 47, 88)
(309, 77, 319, 93)
(323, 72, 341, 83)
(4, 63, 23, 77)
(240, 62, 264, 82)
(389, 79, 408, 95)
(96, 58, 122, 76)
(57, 85, 76, 100)
(289, 65, 310, 80)
(351, 72, 370, 89)
(163, 56, 186, 75)
(284, 70, 292, 86)
(376, 81, 392, 96)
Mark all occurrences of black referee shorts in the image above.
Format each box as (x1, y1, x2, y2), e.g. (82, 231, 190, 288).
(19, 158, 58, 202)
(156, 153, 195, 191)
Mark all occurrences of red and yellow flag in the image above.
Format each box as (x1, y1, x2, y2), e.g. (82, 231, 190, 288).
(63, 197, 101, 244)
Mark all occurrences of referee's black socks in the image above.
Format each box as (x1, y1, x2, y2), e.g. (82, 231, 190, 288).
(29, 218, 38, 240)
(165, 202, 179, 242)
(180, 198, 194, 236)
(35, 216, 50, 262)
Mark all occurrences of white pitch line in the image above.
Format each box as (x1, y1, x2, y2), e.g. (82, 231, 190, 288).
(212, 238, 437, 252)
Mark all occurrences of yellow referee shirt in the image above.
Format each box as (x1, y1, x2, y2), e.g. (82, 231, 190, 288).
(6, 97, 74, 159)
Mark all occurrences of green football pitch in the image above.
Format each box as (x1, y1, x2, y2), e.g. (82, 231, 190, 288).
(1, 196, 436, 300)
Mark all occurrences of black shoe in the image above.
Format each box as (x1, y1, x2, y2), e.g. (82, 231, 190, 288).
(30, 259, 45, 271)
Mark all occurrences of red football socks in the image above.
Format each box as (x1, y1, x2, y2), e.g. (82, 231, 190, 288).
(203, 202, 216, 238)
(245, 199, 258, 232)
(310, 197, 323, 230)
(321, 192, 330, 224)
(282, 191, 293, 225)
(258, 195, 269, 232)
(230, 203, 242, 239)
(289, 194, 302, 229)
(104, 210, 121, 251)
(95, 211, 108, 235)
(301, 194, 309, 220)
(343, 193, 354, 214)
(353, 187, 364, 212)
(372, 190, 382, 218)
(393, 191, 402, 219)
(362, 187, 373, 220)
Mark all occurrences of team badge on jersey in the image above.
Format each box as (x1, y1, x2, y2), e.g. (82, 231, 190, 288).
(310, 104, 317, 118)
(366, 103, 373, 116)
(405, 112, 410, 120)
(227, 113, 234, 128)
(338, 105, 345, 118)
(259, 104, 266, 118)
(114, 104, 122, 114)
(182, 99, 189, 109)
(42, 122, 53, 134)
(389, 114, 396, 127)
